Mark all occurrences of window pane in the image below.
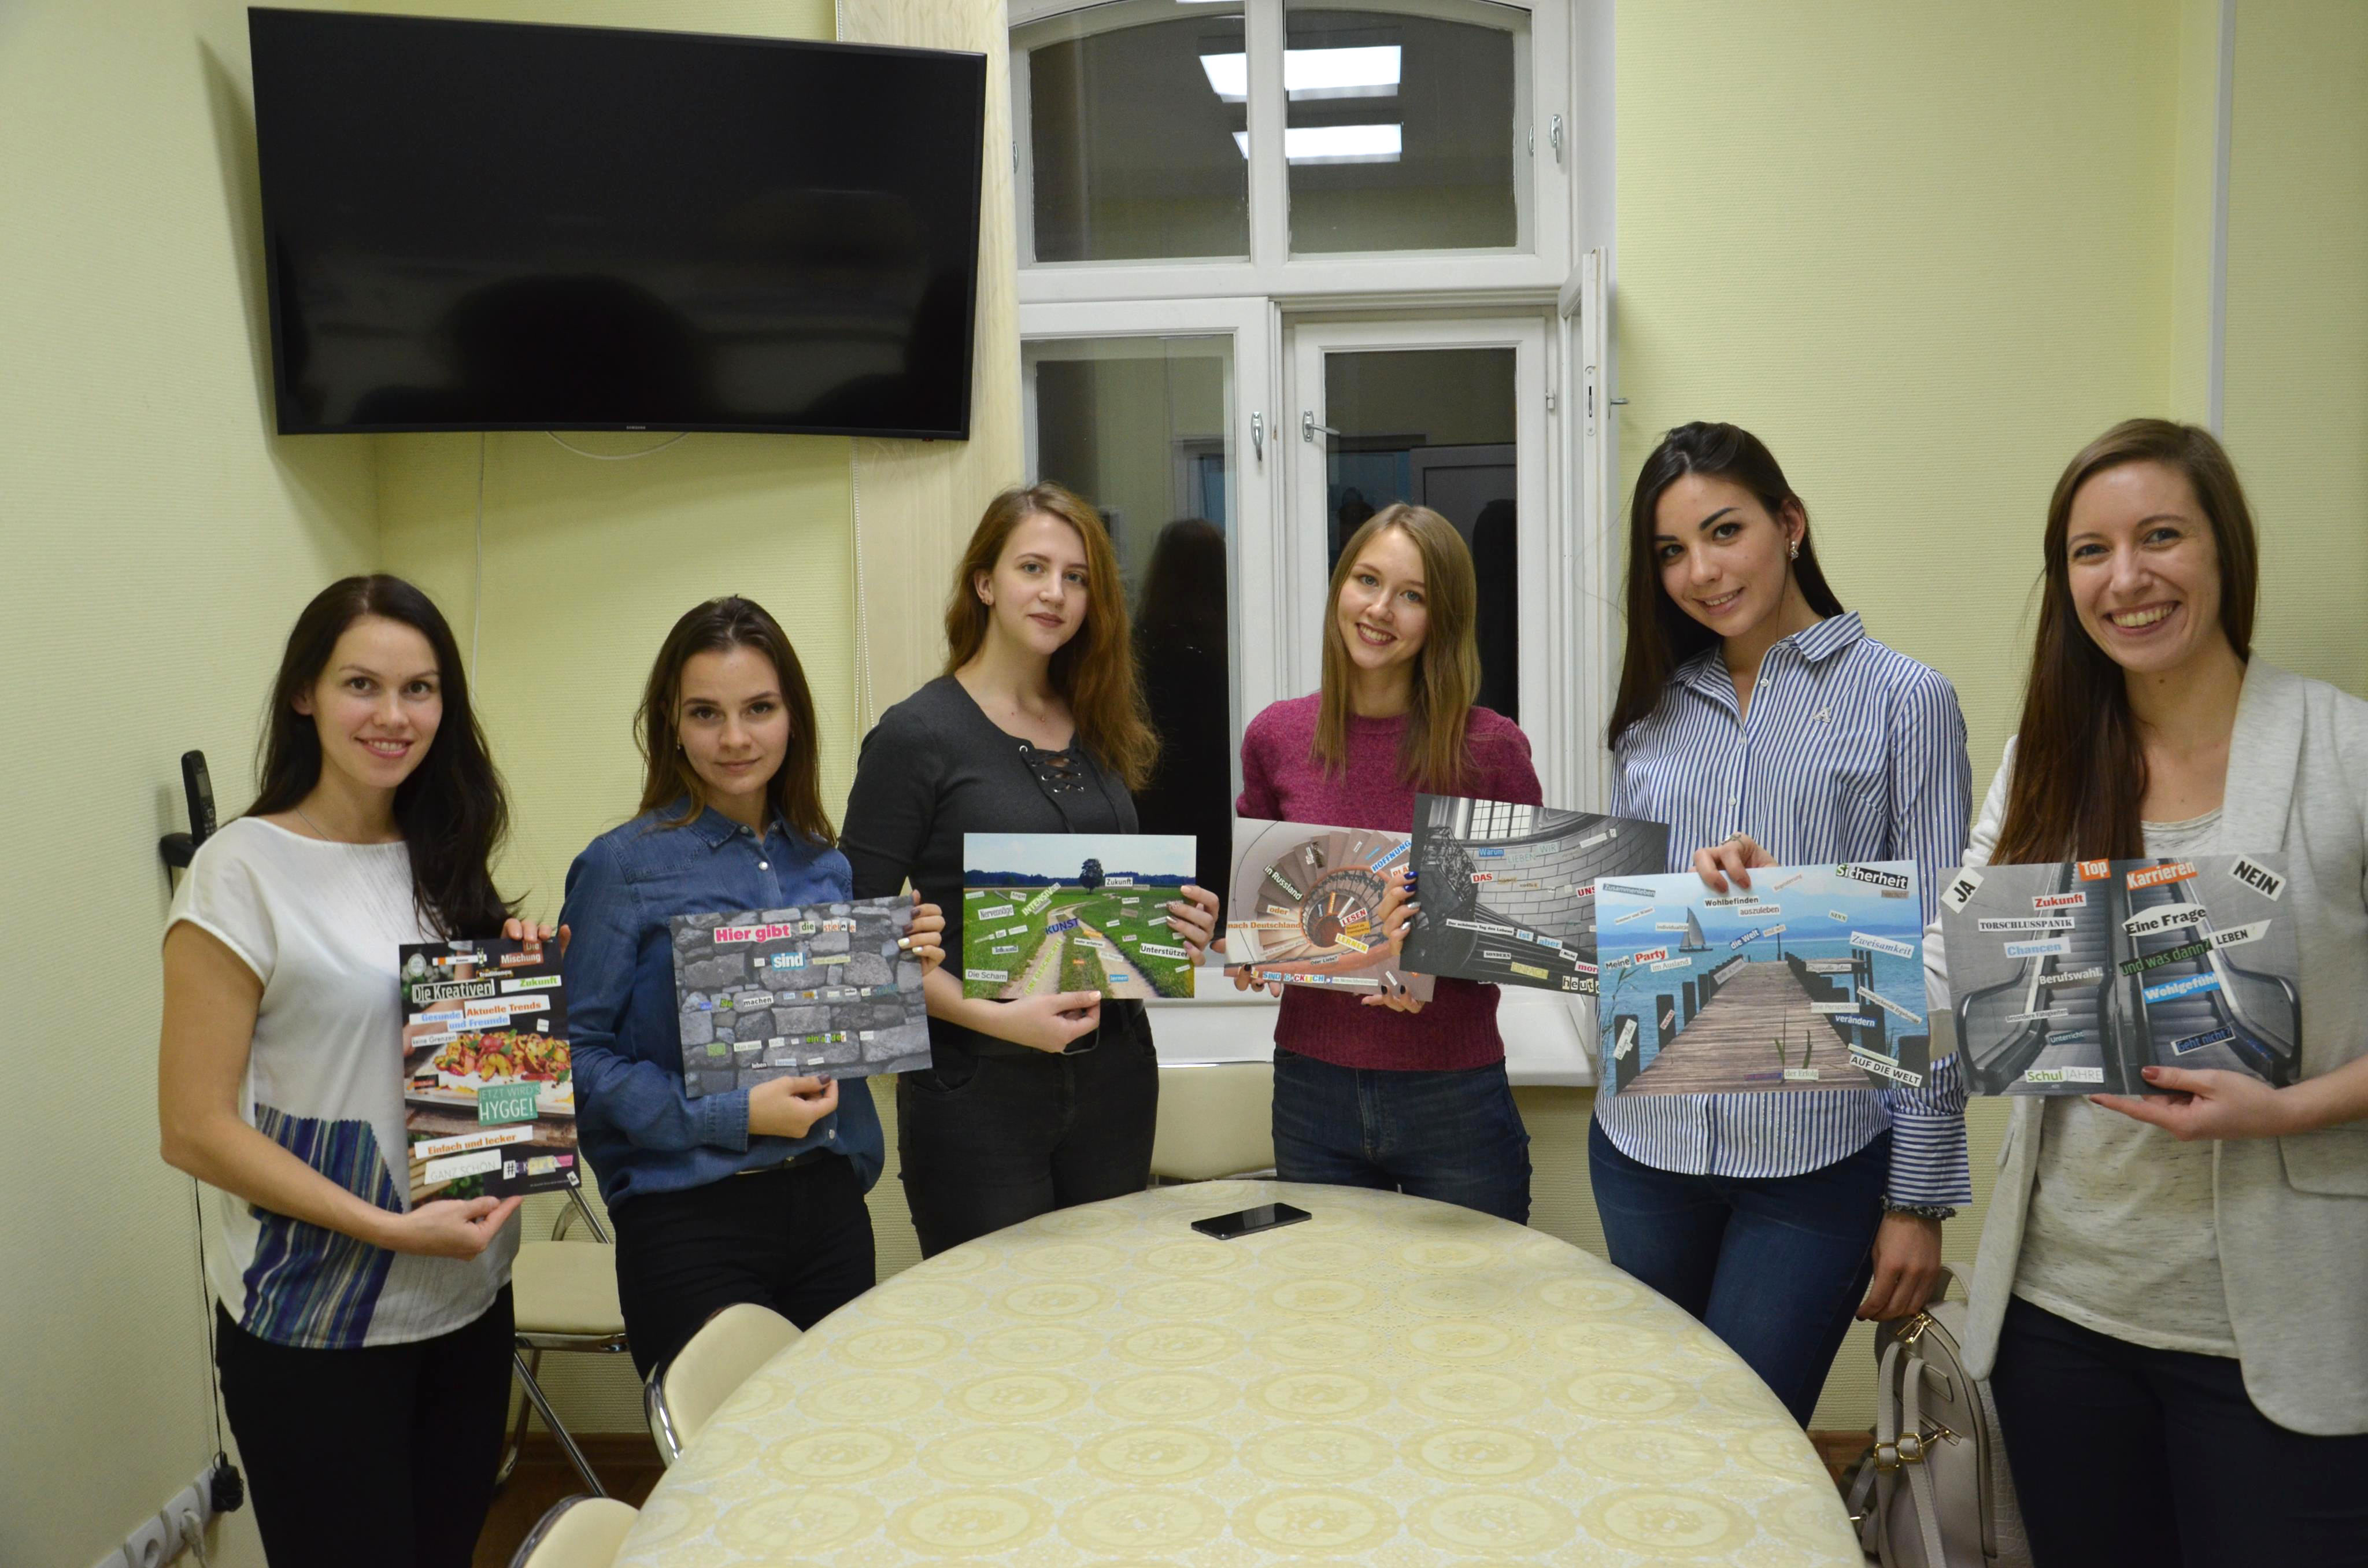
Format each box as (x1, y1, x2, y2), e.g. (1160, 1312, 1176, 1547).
(1023, 3, 1250, 262)
(1285, 2, 1520, 254)
(1324, 346, 1518, 720)
(1028, 338, 1235, 914)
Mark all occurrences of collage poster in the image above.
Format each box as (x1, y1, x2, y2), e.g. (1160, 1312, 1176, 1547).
(670, 895, 931, 1097)
(1401, 793, 1670, 996)
(961, 833, 1200, 1001)
(1941, 854, 2302, 1095)
(1227, 819, 1435, 1001)
(1593, 861, 1930, 1095)
(400, 938, 581, 1201)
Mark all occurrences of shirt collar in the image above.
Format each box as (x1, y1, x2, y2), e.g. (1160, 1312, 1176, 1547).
(1676, 610, 1866, 696)
(682, 801, 775, 850)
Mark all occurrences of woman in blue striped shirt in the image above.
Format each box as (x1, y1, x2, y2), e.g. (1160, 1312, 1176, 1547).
(1589, 422, 1973, 1424)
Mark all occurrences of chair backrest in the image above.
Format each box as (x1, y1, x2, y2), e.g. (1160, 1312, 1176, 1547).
(509, 1495, 637, 1568)
(647, 1302, 802, 1465)
(1149, 1062, 1275, 1182)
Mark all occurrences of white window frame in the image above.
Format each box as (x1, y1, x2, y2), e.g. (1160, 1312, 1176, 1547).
(1283, 312, 1569, 798)
(1011, 0, 1572, 304)
(1011, 0, 1613, 1082)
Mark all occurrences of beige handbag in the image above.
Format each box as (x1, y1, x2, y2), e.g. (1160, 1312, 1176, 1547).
(1845, 1266, 2030, 1568)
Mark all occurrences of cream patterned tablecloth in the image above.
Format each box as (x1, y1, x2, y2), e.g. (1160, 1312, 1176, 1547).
(614, 1181, 1860, 1566)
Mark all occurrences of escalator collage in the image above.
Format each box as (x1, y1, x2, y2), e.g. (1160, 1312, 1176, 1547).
(1942, 854, 2301, 1096)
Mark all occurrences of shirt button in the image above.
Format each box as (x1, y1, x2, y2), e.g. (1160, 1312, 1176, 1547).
(758, 861, 770, 870)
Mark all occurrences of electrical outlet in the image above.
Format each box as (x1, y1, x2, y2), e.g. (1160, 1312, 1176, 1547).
(165, 1477, 209, 1535)
(122, 1514, 172, 1568)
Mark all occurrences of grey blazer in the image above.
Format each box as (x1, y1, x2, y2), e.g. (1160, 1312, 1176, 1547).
(1924, 663, 2368, 1435)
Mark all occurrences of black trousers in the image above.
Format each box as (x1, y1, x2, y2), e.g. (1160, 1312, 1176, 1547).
(213, 1286, 513, 1568)
(1990, 1295, 2368, 1568)
(609, 1153, 876, 1378)
(896, 1029, 1157, 1258)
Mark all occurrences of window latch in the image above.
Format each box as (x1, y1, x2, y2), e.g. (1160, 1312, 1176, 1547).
(1302, 410, 1341, 443)
(1549, 114, 1565, 164)
(1250, 410, 1264, 461)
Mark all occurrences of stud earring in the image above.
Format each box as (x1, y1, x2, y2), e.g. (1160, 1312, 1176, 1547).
(1788, 540, 1800, 561)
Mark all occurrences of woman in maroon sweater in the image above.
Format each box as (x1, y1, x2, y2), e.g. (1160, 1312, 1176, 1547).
(1231, 504, 1541, 1221)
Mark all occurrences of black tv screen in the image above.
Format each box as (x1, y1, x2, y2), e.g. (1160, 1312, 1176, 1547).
(249, 9, 986, 438)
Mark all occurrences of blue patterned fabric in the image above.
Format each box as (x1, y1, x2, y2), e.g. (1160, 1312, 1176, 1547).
(240, 1105, 400, 1348)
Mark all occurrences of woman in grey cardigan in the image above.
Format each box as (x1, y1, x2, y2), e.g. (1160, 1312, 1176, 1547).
(1922, 420, 2368, 1567)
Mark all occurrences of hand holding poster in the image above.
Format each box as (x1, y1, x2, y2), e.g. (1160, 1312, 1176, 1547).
(401, 938, 581, 1200)
(1400, 793, 1670, 995)
(671, 894, 931, 1097)
(1226, 819, 1434, 999)
(1940, 854, 2300, 1094)
(1593, 862, 1928, 1094)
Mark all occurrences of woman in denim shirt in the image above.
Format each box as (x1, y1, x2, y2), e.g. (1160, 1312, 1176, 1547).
(562, 598, 944, 1376)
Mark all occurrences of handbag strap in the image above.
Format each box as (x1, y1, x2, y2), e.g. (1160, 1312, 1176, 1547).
(1871, 1334, 1952, 1568)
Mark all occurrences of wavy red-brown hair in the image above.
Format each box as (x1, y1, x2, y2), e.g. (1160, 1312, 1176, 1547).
(1992, 419, 2258, 864)
(944, 483, 1158, 792)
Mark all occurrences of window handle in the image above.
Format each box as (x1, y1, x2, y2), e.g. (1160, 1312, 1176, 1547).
(1549, 114, 1564, 165)
(1251, 410, 1264, 461)
(1302, 410, 1341, 444)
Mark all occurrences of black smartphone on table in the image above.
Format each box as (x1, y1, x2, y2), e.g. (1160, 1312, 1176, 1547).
(1192, 1202, 1312, 1240)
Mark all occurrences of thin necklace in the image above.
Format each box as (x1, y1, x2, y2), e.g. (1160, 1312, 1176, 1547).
(296, 804, 389, 844)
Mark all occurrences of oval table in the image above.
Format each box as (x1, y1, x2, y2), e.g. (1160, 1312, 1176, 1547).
(613, 1181, 1861, 1566)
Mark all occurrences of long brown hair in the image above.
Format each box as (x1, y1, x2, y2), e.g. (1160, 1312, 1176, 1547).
(635, 597, 836, 845)
(1991, 419, 2258, 864)
(251, 575, 515, 937)
(944, 482, 1158, 792)
(1608, 422, 1845, 747)
(1315, 505, 1481, 790)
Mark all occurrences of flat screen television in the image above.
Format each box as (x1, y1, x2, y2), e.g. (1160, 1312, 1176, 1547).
(249, 9, 986, 438)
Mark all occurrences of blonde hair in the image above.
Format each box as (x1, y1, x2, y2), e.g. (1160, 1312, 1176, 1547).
(943, 482, 1159, 792)
(1314, 504, 1480, 789)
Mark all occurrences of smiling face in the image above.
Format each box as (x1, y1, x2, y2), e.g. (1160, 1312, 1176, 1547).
(676, 644, 790, 818)
(978, 511, 1090, 658)
(1653, 473, 1803, 638)
(2064, 460, 2228, 678)
(1333, 525, 1431, 676)
(291, 615, 442, 795)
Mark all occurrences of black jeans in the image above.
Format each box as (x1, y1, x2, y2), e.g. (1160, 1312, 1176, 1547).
(213, 1286, 513, 1568)
(609, 1153, 876, 1377)
(896, 1030, 1158, 1258)
(1991, 1295, 2368, 1568)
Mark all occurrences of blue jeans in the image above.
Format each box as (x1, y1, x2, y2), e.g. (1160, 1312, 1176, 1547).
(1586, 1118, 1887, 1425)
(1270, 1048, 1531, 1224)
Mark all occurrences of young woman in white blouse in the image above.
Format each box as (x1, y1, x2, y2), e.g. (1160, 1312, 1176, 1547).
(160, 576, 547, 1568)
(1926, 420, 2368, 1566)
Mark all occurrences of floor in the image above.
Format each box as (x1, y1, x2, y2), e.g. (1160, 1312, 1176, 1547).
(474, 1436, 663, 1568)
(471, 1429, 1875, 1563)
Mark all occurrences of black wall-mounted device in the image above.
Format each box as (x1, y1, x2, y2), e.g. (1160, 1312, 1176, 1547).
(159, 750, 216, 871)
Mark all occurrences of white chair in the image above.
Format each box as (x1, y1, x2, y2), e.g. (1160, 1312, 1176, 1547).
(502, 1188, 630, 1497)
(508, 1495, 638, 1568)
(645, 1301, 803, 1466)
(1149, 1061, 1276, 1182)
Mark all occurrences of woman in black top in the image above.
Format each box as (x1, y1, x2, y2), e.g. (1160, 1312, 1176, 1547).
(841, 483, 1220, 1255)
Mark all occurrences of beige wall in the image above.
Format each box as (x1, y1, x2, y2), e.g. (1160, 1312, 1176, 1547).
(2223, 0, 2368, 696)
(0, 4, 379, 1565)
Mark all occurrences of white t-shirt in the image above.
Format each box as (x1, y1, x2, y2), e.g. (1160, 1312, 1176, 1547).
(168, 817, 516, 1348)
(2013, 809, 2236, 1356)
